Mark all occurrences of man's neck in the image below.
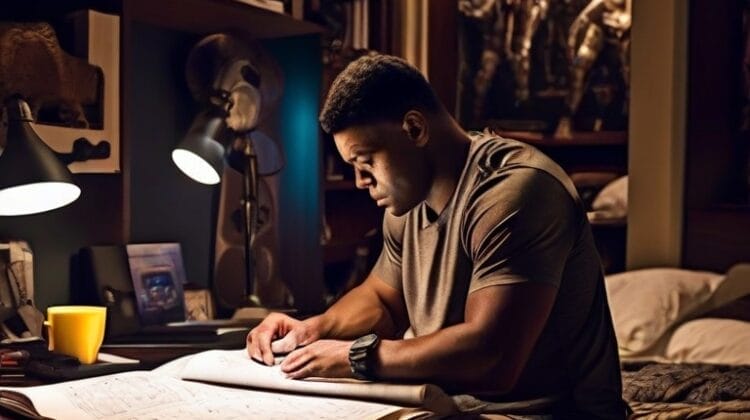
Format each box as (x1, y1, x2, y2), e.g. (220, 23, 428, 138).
(424, 123, 472, 215)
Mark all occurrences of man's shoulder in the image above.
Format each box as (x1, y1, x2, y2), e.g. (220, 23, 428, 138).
(466, 131, 580, 206)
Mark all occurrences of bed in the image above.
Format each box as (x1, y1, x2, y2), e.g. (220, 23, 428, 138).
(606, 264, 750, 419)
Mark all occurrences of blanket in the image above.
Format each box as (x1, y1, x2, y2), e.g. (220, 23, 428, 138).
(622, 362, 750, 419)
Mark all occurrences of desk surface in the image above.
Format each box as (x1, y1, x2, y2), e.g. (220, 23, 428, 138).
(102, 329, 249, 369)
(1, 329, 249, 387)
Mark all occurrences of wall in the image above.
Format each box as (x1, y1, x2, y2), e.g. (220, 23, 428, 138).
(125, 23, 216, 289)
(0, 176, 123, 309)
(125, 23, 325, 314)
(626, 0, 687, 269)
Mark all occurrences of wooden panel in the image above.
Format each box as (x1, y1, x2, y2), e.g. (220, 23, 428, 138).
(684, 208, 750, 272)
(684, 0, 744, 208)
(682, 0, 750, 270)
(125, 0, 321, 39)
(427, 0, 458, 113)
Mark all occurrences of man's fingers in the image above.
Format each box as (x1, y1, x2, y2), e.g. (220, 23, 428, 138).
(280, 348, 313, 373)
(258, 330, 278, 365)
(271, 332, 298, 354)
(250, 327, 277, 365)
(282, 350, 316, 379)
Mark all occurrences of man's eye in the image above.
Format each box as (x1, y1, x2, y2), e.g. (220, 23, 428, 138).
(356, 157, 373, 166)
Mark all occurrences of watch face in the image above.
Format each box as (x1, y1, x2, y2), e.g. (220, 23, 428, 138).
(351, 333, 378, 351)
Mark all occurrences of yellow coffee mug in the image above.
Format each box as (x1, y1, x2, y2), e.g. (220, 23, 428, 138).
(45, 306, 106, 364)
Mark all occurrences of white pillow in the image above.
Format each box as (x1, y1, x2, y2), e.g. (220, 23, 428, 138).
(588, 176, 628, 222)
(665, 318, 750, 365)
(605, 268, 724, 356)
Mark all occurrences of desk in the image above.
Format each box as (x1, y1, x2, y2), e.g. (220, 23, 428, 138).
(0, 329, 248, 387)
(101, 329, 249, 369)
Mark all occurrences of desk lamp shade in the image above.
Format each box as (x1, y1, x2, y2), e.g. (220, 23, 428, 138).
(171, 110, 227, 185)
(0, 98, 80, 216)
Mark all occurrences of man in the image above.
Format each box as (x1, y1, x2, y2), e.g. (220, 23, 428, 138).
(247, 54, 625, 418)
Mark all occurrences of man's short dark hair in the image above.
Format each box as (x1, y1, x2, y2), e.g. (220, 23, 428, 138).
(319, 54, 442, 134)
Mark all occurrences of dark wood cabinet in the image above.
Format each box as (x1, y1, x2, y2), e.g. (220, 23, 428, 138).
(682, 0, 750, 272)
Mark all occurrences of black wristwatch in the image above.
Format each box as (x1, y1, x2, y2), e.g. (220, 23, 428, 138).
(349, 333, 380, 380)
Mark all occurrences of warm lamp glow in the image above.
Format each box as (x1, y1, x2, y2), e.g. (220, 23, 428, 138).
(0, 97, 81, 216)
(172, 149, 221, 185)
(0, 182, 81, 216)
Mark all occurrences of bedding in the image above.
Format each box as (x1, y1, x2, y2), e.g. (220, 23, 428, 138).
(665, 318, 750, 365)
(605, 268, 724, 356)
(608, 264, 750, 419)
(622, 362, 750, 419)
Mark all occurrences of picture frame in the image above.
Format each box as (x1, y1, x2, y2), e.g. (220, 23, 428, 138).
(125, 243, 187, 326)
(184, 289, 215, 321)
(31, 10, 120, 173)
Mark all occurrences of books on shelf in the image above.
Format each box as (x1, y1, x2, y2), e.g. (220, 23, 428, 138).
(0, 350, 455, 419)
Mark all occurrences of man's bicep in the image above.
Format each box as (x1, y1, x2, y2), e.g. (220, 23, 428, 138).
(464, 169, 578, 289)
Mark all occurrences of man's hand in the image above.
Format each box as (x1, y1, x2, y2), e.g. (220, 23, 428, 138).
(280, 339, 353, 379)
(246, 313, 321, 365)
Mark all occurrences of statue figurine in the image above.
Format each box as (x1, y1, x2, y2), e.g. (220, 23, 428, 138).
(507, 0, 550, 104)
(556, 0, 631, 138)
(461, 0, 551, 124)
(459, 0, 509, 125)
(0, 22, 102, 129)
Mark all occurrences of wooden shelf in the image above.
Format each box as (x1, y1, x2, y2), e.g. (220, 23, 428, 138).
(497, 130, 627, 147)
(125, 0, 322, 38)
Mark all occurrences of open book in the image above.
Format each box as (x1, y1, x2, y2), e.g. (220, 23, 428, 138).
(0, 350, 457, 419)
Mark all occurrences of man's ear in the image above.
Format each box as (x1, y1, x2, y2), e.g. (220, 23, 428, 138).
(401, 111, 428, 146)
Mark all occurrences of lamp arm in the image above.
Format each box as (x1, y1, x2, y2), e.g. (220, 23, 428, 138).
(55, 137, 111, 165)
(241, 135, 260, 305)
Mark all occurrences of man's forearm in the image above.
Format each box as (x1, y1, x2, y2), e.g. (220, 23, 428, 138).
(306, 280, 403, 340)
(374, 283, 557, 395)
(374, 322, 512, 394)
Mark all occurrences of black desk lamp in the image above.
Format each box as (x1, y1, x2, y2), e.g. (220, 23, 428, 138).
(0, 96, 80, 216)
(171, 34, 283, 309)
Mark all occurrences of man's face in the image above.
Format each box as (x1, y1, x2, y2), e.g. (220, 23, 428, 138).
(333, 122, 430, 216)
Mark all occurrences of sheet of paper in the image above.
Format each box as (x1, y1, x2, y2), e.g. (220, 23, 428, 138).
(3, 371, 403, 420)
(176, 349, 455, 414)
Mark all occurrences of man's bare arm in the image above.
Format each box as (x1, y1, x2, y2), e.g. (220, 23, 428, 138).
(374, 281, 556, 394)
(315, 272, 409, 340)
(248, 272, 407, 365)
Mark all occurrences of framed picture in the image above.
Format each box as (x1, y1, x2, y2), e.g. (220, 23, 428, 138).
(31, 10, 120, 173)
(126, 243, 187, 326)
(184, 289, 215, 321)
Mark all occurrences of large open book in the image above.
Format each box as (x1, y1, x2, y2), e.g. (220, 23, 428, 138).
(0, 350, 458, 419)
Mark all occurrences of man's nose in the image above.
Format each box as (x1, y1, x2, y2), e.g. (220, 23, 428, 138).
(354, 169, 372, 189)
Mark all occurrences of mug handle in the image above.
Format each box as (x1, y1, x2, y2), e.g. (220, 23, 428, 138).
(43, 320, 53, 351)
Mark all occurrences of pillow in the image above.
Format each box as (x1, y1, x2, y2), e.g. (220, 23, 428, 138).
(665, 318, 750, 365)
(605, 268, 724, 356)
(588, 175, 628, 222)
(705, 263, 750, 314)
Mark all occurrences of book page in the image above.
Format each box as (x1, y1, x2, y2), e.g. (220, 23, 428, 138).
(3, 371, 403, 420)
(175, 349, 456, 415)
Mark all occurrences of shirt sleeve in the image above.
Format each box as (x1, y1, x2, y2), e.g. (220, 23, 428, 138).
(371, 211, 405, 290)
(462, 167, 581, 292)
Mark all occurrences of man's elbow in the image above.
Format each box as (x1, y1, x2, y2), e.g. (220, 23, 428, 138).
(464, 349, 526, 395)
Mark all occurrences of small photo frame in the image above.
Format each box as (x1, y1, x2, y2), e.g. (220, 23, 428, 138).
(126, 243, 187, 326)
(184, 289, 215, 321)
